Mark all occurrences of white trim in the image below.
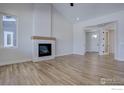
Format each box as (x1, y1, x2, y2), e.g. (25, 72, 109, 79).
(15, 16, 18, 48)
(115, 58, 124, 61)
(56, 53, 73, 57)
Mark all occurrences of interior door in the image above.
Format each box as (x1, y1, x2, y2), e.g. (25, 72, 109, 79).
(86, 31, 99, 52)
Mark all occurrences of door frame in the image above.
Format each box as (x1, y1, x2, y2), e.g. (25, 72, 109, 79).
(104, 31, 110, 55)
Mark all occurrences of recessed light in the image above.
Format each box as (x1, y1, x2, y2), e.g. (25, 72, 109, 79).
(76, 17, 79, 21)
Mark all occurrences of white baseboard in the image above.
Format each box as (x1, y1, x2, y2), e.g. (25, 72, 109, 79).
(56, 53, 73, 57)
(72, 52, 85, 55)
(115, 58, 124, 61)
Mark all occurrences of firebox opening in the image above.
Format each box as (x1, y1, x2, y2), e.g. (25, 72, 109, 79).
(38, 44, 52, 57)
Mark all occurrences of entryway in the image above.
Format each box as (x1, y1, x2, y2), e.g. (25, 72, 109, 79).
(84, 22, 116, 56)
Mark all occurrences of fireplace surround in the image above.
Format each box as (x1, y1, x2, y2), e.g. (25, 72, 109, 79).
(32, 36, 56, 62)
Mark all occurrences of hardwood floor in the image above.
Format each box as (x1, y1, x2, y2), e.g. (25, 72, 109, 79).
(0, 53, 124, 85)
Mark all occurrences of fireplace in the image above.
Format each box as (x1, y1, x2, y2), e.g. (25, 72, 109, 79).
(38, 44, 52, 57)
(32, 36, 56, 62)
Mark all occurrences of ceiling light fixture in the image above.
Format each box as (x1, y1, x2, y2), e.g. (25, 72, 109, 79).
(76, 17, 79, 21)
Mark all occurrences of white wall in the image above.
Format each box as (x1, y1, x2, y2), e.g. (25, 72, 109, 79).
(52, 8, 73, 56)
(73, 11, 124, 61)
(73, 24, 85, 55)
(33, 4, 52, 36)
(0, 4, 33, 65)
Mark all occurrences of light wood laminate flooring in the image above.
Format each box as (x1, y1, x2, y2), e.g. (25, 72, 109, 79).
(0, 53, 124, 85)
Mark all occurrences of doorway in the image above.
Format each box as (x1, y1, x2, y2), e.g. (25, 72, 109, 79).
(85, 31, 99, 53)
(104, 24, 115, 55)
(84, 22, 116, 56)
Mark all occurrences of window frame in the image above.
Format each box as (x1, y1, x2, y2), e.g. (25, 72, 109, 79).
(2, 15, 18, 49)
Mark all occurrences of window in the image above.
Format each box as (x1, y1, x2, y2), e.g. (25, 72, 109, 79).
(3, 15, 17, 48)
(4, 32, 14, 47)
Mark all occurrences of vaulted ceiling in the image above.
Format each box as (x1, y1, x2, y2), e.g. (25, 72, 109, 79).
(53, 3, 124, 23)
